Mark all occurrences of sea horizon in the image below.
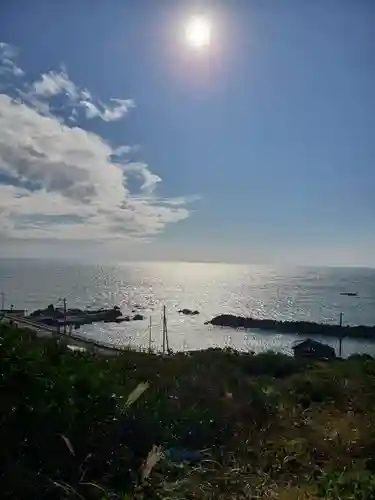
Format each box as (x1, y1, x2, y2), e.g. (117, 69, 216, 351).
(1, 256, 374, 271)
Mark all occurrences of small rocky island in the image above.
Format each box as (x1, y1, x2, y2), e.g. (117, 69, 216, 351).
(206, 314, 375, 340)
(178, 308, 200, 316)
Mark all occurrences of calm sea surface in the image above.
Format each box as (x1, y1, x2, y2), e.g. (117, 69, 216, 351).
(1, 259, 375, 357)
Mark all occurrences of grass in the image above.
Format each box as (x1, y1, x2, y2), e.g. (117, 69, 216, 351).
(1, 323, 375, 499)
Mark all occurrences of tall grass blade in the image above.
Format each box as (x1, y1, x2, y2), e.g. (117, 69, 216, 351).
(123, 382, 149, 409)
(61, 434, 75, 456)
(141, 445, 164, 481)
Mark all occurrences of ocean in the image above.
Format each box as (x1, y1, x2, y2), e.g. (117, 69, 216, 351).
(1, 259, 375, 357)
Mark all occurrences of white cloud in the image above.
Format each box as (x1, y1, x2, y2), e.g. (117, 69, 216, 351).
(32, 69, 77, 99)
(0, 42, 13, 56)
(0, 42, 24, 77)
(80, 89, 92, 100)
(31, 66, 134, 122)
(0, 94, 124, 204)
(81, 97, 134, 122)
(162, 195, 201, 206)
(112, 144, 133, 156)
(121, 162, 162, 194)
(0, 46, 197, 243)
(0, 58, 24, 77)
(16, 89, 52, 116)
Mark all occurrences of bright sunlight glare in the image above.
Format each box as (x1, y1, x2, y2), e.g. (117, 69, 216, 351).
(185, 16, 211, 50)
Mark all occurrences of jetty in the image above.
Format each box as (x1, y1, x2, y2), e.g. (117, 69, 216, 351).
(206, 314, 375, 340)
(27, 303, 126, 328)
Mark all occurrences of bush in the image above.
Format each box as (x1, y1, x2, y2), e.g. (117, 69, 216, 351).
(242, 351, 305, 378)
(318, 470, 375, 499)
(1, 324, 375, 499)
(289, 372, 343, 407)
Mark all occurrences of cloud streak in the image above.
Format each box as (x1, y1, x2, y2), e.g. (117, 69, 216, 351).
(31, 66, 135, 122)
(0, 42, 24, 77)
(81, 98, 135, 122)
(32, 69, 78, 99)
(0, 43, 195, 243)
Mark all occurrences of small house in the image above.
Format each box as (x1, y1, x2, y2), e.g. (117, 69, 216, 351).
(293, 338, 336, 360)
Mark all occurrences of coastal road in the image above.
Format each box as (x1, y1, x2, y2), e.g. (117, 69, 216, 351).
(1, 313, 57, 336)
(0, 313, 126, 356)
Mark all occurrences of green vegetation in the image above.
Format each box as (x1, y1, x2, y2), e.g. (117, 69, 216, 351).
(1, 323, 375, 499)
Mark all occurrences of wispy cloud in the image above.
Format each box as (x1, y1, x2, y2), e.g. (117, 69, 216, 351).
(31, 68, 78, 99)
(81, 97, 134, 122)
(0, 42, 24, 77)
(31, 65, 134, 122)
(162, 195, 201, 206)
(121, 162, 162, 195)
(112, 144, 136, 157)
(0, 43, 196, 242)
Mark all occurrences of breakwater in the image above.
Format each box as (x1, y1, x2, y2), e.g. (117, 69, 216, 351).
(206, 314, 375, 340)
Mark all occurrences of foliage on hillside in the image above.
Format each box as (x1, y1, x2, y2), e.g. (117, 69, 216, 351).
(1, 323, 375, 499)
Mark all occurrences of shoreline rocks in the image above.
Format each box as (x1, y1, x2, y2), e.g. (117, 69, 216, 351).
(178, 309, 200, 316)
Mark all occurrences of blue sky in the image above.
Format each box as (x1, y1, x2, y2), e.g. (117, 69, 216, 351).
(0, 0, 374, 265)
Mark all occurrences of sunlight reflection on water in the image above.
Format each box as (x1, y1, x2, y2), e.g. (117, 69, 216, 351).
(1, 260, 375, 357)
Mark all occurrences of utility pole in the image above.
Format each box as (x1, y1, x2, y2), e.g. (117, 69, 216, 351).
(148, 316, 152, 354)
(58, 297, 68, 333)
(63, 298, 67, 334)
(338, 312, 343, 357)
(162, 307, 166, 355)
(165, 306, 170, 353)
(162, 305, 170, 354)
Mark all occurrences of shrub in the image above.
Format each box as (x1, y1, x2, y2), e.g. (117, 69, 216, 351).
(1, 323, 375, 499)
(318, 470, 375, 499)
(242, 351, 305, 378)
(289, 372, 343, 407)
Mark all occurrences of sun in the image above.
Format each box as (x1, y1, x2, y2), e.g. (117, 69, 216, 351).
(185, 16, 211, 50)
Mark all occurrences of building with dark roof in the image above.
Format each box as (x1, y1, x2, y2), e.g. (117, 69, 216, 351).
(293, 338, 336, 360)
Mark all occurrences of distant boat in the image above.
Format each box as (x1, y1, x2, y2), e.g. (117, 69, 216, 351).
(340, 292, 358, 297)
